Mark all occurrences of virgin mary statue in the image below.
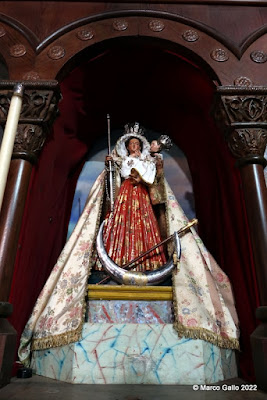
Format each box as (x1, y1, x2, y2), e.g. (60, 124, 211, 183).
(18, 123, 239, 367)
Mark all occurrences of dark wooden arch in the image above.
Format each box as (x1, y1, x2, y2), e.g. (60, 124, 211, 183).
(0, 3, 266, 388)
(0, 11, 265, 85)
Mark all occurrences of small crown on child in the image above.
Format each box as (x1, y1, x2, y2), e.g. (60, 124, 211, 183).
(158, 135, 173, 151)
(124, 122, 145, 135)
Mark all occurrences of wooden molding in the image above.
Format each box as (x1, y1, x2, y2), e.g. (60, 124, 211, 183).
(88, 284, 173, 300)
(15, 1, 267, 4)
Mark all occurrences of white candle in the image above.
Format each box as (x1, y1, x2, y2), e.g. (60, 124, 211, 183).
(0, 83, 24, 213)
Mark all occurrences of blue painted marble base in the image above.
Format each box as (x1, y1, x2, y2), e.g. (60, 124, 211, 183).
(87, 300, 173, 323)
(31, 323, 237, 384)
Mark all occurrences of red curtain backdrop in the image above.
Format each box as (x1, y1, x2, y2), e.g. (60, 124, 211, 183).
(9, 41, 259, 381)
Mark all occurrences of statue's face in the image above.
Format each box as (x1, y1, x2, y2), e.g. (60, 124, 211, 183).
(150, 140, 160, 153)
(127, 138, 141, 155)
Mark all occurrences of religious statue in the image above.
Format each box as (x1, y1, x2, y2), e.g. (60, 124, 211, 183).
(94, 126, 176, 275)
(94, 124, 181, 285)
(18, 122, 240, 367)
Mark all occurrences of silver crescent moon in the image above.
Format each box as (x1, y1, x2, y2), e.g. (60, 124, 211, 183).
(96, 221, 181, 286)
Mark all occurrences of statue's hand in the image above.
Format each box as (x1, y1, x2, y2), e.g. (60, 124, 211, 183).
(129, 169, 141, 184)
(131, 150, 141, 158)
(156, 158, 163, 169)
(105, 155, 113, 166)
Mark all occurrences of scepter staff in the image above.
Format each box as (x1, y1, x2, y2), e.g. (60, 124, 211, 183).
(106, 114, 114, 211)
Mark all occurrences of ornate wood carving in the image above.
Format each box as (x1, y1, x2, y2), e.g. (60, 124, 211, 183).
(222, 96, 267, 123)
(228, 128, 267, 160)
(213, 86, 267, 166)
(14, 124, 46, 161)
(113, 19, 128, 31)
(47, 45, 65, 60)
(182, 29, 199, 42)
(0, 81, 61, 163)
(9, 44, 27, 58)
(250, 51, 267, 64)
(149, 20, 165, 32)
(234, 77, 253, 87)
(210, 49, 229, 62)
(22, 71, 41, 80)
(76, 29, 95, 41)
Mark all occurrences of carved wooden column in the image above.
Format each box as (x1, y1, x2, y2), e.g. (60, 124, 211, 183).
(213, 86, 267, 390)
(0, 80, 60, 387)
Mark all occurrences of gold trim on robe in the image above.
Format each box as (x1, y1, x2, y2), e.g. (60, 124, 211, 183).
(18, 171, 239, 368)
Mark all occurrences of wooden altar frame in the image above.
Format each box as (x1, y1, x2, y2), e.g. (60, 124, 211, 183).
(0, 0, 266, 388)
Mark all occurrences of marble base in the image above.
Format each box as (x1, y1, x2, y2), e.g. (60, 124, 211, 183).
(32, 323, 237, 384)
(87, 300, 174, 323)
